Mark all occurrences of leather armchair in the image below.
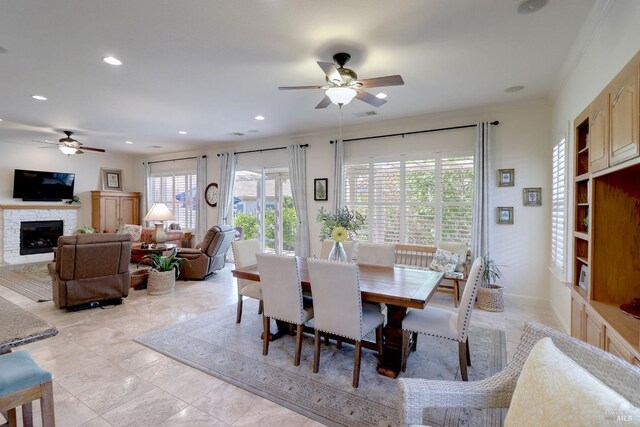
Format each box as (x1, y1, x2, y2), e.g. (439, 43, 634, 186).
(177, 225, 235, 280)
(48, 233, 133, 309)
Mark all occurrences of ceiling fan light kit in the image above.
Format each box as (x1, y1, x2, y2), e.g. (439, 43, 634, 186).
(35, 130, 106, 156)
(59, 146, 78, 155)
(326, 87, 357, 106)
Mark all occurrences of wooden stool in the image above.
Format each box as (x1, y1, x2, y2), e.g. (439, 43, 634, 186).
(0, 351, 55, 427)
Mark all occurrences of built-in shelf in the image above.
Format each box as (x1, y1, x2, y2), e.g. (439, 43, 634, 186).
(578, 146, 590, 154)
(577, 203, 589, 206)
(574, 232, 589, 241)
(575, 173, 590, 182)
(576, 256, 589, 265)
(0, 204, 81, 210)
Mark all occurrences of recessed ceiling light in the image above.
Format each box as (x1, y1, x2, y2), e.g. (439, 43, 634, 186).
(32, 95, 47, 101)
(375, 93, 388, 99)
(255, 115, 265, 121)
(125, 141, 133, 144)
(517, 0, 548, 14)
(505, 85, 525, 93)
(178, 131, 188, 135)
(103, 56, 123, 66)
(0, 118, 3, 122)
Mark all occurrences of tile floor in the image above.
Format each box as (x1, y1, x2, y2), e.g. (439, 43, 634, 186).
(0, 265, 560, 426)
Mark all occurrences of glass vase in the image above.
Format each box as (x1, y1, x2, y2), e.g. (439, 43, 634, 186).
(328, 241, 348, 262)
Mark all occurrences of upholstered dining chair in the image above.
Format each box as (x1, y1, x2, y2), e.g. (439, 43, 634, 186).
(401, 257, 484, 381)
(307, 258, 385, 388)
(320, 239, 358, 261)
(356, 242, 395, 267)
(231, 239, 263, 323)
(257, 254, 314, 366)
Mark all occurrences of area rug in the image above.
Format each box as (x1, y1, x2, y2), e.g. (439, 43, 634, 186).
(0, 262, 53, 302)
(136, 300, 507, 426)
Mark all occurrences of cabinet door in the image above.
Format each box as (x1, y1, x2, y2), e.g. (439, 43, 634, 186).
(589, 92, 610, 172)
(605, 330, 635, 363)
(101, 196, 120, 232)
(570, 294, 584, 339)
(609, 62, 639, 166)
(583, 306, 605, 349)
(119, 196, 138, 225)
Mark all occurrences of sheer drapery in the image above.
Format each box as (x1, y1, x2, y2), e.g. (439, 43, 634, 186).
(287, 145, 310, 257)
(196, 155, 208, 242)
(142, 162, 151, 225)
(332, 138, 344, 212)
(472, 122, 491, 259)
(217, 152, 237, 225)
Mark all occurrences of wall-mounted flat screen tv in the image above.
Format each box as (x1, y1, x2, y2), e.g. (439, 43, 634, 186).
(13, 169, 76, 201)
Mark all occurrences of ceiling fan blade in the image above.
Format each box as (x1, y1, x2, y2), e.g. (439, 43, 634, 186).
(356, 90, 387, 107)
(358, 75, 404, 88)
(278, 85, 325, 90)
(317, 61, 343, 84)
(38, 146, 58, 149)
(33, 139, 57, 145)
(75, 149, 85, 155)
(80, 146, 106, 153)
(314, 96, 332, 109)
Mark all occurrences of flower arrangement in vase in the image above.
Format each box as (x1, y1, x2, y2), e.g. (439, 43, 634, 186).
(317, 207, 366, 262)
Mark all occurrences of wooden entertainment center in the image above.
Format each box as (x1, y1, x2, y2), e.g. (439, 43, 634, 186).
(570, 51, 640, 365)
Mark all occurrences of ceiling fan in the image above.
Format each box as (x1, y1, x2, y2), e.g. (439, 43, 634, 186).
(35, 131, 106, 155)
(278, 52, 404, 109)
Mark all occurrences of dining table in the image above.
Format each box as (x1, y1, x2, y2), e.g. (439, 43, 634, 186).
(0, 296, 58, 355)
(232, 257, 443, 378)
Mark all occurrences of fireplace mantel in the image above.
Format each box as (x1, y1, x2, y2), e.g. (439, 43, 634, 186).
(0, 204, 81, 210)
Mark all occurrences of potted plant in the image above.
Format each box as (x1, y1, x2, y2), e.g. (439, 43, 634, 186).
(140, 250, 184, 295)
(477, 256, 505, 312)
(316, 207, 366, 262)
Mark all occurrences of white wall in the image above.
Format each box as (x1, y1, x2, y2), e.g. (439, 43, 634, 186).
(0, 140, 137, 228)
(136, 99, 552, 303)
(549, 0, 640, 332)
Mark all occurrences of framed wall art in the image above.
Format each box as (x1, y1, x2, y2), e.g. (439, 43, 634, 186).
(523, 187, 542, 206)
(497, 207, 514, 224)
(314, 178, 328, 201)
(101, 168, 123, 192)
(498, 169, 514, 187)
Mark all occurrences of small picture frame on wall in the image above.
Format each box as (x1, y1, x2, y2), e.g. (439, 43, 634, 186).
(498, 169, 514, 187)
(497, 207, 514, 224)
(578, 265, 589, 291)
(523, 187, 542, 206)
(101, 168, 123, 192)
(314, 178, 328, 201)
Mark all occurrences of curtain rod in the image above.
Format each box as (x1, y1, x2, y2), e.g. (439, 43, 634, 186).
(144, 155, 206, 165)
(329, 121, 499, 144)
(216, 144, 309, 157)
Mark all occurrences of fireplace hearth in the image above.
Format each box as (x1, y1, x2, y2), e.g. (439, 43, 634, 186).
(20, 220, 63, 255)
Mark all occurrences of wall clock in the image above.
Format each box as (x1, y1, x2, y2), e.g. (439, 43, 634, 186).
(205, 182, 219, 207)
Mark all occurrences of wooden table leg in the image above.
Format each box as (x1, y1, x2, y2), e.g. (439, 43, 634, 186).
(260, 319, 289, 342)
(377, 305, 407, 378)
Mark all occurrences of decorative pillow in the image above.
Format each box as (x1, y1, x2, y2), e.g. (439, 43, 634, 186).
(428, 249, 460, 275)
(505, 337, 638, 427)
(118, 224, 142, 242)
(437, 241, 468, 272)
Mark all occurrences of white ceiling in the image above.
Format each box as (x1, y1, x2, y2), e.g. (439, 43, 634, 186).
(0, 0, 594, 155)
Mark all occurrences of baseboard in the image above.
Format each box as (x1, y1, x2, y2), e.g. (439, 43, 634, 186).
(550, 302, 571, 334)
(503, 292, 549, 308)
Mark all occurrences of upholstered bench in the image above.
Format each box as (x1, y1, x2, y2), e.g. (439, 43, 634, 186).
(0, 350, 55, 426)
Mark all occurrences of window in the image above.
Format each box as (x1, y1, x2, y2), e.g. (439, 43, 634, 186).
(551, 136, 567, 272)
(148, 171, 197, 230)
(344, 154, 474, 245)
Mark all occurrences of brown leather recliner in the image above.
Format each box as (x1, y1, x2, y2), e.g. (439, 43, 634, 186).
(177, 225, 235, 280)
(48, 233, 133, 309)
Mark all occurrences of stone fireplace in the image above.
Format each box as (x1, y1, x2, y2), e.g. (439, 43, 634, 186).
(0, 205, 79, 264)
(20, 220, 64, 255)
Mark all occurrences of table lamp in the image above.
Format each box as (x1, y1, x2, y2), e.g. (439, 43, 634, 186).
(143, 203, 175, 244)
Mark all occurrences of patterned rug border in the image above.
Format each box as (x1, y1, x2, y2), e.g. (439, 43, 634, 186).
(0, 262, 54, 302)
(135, 302, 506, 427)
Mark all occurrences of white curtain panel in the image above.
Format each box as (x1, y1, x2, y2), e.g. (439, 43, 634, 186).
(287, 144, 310, 257)
(332, 138, 345, 212)
(217, 152, 237, 225)
(472, 121, 491, 259)
(196, 155, 208, 242)
(143, 162, 151, 226)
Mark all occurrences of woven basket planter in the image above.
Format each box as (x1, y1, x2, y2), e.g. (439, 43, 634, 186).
(477, 285, 504, 312)
(130, 269, 150, 290)
(147, 270, 176, 296)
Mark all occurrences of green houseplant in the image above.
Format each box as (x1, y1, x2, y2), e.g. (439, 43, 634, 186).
(140, 250, 184, 295)
(477, 256, 505, 312)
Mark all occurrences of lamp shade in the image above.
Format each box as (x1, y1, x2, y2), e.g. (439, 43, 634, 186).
(326, 87, 357, 106)
(144, 203, 175, 222)
(59, 146, 78, 155)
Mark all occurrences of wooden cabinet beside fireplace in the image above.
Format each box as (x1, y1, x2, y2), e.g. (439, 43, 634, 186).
(91, 191, 140, 233)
